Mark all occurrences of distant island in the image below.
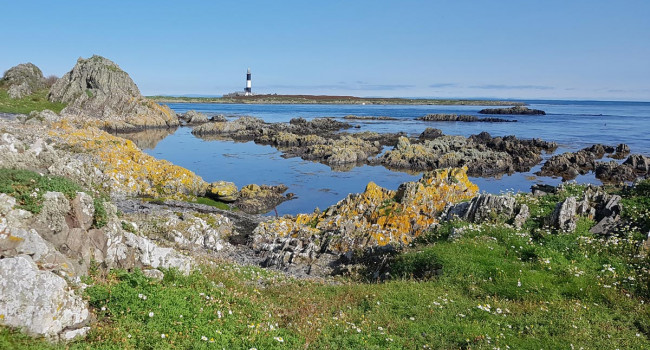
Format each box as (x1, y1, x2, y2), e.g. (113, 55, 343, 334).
(147, 94, 525, 106)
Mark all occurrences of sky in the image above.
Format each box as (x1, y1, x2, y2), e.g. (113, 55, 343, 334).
(2, 0, 649, 101)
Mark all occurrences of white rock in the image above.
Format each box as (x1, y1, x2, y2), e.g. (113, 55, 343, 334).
(0, 193, 16, 215)
(60, 326, 90, 341)
(0, 256, 89, 337)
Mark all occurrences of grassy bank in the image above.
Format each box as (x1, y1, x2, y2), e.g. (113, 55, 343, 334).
(2, 181, 648, 349)
(147, 94, 524, 106)
(0, 88, 66, 114)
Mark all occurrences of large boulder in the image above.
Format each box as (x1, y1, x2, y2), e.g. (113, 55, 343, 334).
(207, 181, 239, 202)
(48, 55, 179, 132)
(0, 256, 89, 338)
(1, 63, 46, 98)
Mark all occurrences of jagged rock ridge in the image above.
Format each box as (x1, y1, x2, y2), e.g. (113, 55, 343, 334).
(48, 55, 178, 132)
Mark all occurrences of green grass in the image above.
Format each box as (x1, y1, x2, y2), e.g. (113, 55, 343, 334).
(0, 168, 108, 228)
(194, 196, 233, 210)
(0, 88, 66, 114)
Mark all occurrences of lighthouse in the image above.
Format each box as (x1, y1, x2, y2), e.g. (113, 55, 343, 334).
(245, 68, 252, 95)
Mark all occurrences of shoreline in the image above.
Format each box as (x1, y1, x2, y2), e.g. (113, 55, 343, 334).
(147, 94, 525, 106)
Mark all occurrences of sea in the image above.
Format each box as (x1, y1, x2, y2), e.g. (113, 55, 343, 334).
(133, 100, 650, 215)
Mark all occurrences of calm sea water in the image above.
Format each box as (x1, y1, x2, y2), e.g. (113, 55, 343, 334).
(141, 100, 650, 215)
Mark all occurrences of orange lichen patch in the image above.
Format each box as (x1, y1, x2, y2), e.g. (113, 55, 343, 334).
(49, 122, 207, 199)
(256, 167, 478, 251)
(254, 217, 320, 238)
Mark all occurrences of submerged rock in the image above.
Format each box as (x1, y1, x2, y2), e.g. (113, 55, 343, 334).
(48, 55, 178, 132)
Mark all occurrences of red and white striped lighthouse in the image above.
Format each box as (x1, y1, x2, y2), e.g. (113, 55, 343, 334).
(245, 68, 252, 95)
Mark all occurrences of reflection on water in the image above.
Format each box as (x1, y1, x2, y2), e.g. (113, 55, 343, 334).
(114, 127, 178, 150)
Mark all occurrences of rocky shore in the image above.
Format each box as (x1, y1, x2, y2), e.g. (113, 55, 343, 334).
(1, 55, 649, 346)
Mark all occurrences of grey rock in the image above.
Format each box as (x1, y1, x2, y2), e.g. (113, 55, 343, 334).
(0, 256, 89, 338)
(48, 55, 178, 132)
(513, 204, 530, 229)
(444, 194, 516, 223)
(35, 192, 72, 245)
(60, 327, 91, 342)
(623, 154, 650, 173)
(182, 110, 209, 124)
(1, 63, 45, 96)
(538, 144, 614, 180)
(549, 197, 577, 232)
(8, 81, 32, 99)
(0, 193, 16, 215)
(590, 216, 619, 235)
(595, 161, 637, 183)
(419, 127, 443, 140)
(71, 192, 95, 231)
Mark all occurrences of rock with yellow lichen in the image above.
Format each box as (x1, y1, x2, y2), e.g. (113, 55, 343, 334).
(48, 55, 179, 132)
(252, 167, 478, 276)
(49, 122, 208, 199)
(207, 181, 239, 202)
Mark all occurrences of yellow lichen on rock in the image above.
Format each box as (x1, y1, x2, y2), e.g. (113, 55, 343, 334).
(49, 122, 207, 199)
(254, 167, 478, 250)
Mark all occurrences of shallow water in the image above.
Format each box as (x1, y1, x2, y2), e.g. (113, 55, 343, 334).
(140, 100, 650, 215)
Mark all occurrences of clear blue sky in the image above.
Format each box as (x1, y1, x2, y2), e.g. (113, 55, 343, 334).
(3, 0, 649, 100)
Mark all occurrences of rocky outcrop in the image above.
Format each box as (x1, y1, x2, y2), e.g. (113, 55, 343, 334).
(534, 184, 623, 234)
(419, 128, 444, 140)
(192, 116, 265, 140)
(1, 63, 46, 98)
(537, 144, 617, 180)
(416, 113, 515, 122)
(235, 184, 294, 214)
(252, 168, 478, 276)
(623, 154, 650, 173)
(478, 106, 546, 115)
(48, 55, 178, 132)
(375, 132, 556, 176)
(443, 194, 529, 229)
(595, 154, 650, 183)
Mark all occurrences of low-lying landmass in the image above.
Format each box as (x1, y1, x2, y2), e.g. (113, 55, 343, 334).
(479, 106, 546, 115)
(1, 55, 649, 349)
(148, 94, 526, 106)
